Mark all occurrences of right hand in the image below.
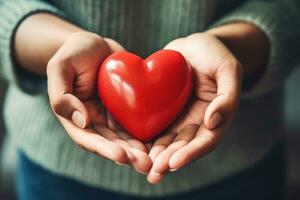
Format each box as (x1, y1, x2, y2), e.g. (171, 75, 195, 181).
(47, 32, 151, 174)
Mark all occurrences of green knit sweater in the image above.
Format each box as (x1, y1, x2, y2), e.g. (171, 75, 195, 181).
(0, 0, 299, 197)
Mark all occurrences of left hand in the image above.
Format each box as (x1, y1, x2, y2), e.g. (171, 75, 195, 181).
(147, 33, 243, 184)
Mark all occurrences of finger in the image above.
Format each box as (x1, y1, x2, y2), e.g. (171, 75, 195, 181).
(95, 125, 146, 155)
(47, 60, 89, 128)
(147, 171, 168, 185)
(107, 111, 123, 131)
(60, 117, 128, 164)
(94, 125, 151, 173)
(169, 124, 220, 170)
(149, 125, 198, 175)
(145, 143, 153, 151)
(148, 131, 176, 162)
(104, 38, 126, 52)
(204, 59, 243, 129)
(94, 124, 124, 140)
(94, 124, 135, 167)
(171, 100, 207, 132)
(93, 125, 133, 154)
(126, 147, 152, 174)
(117, 131, 148, 153)
(109, 139, 151, 174)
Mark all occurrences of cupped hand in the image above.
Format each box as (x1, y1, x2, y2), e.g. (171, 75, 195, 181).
(47, 32, 151, 174)
(147, 33, 243, 183)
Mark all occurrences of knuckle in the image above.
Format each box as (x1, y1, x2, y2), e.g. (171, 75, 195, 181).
(232, 60, 244, 79)
(113, 154, 125, 163)
(187, 32, 213, 43)
(104, 147, 126, 163)
(223, 58, 238, 70)
(208, 142, 218, 153)
(225, 58, 243, 78)
(186, 33, 201, 40)
(203, 133, 218, 146)
(72, 32, 106, 49)
(46, 55, 70, 76)
(165, 37, 185, 50)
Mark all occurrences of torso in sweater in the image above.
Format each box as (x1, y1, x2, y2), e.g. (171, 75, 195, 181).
(4, 0, 284, 196)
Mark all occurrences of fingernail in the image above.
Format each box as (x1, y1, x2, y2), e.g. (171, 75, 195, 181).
(210, 112, 222, 129)
(72, 111, 85, 128)
(136, 169, 148, 175)
(169, 168, 178, 172)
(115, 161, 125, 166)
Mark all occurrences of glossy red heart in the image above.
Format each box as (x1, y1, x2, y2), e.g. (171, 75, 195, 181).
(98, 50, 193, 142)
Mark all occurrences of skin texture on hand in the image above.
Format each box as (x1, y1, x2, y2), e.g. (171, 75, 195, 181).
(147, 22, 269, 184)
(147, 33, 243, 184)
(46, 32, 152, 173)
(14, 12, 269, 183)
(14, 13, 83, 75)
(14, 13, 152, 174)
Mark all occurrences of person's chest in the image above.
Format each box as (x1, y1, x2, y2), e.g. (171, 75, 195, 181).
(48, 0, 222, 55)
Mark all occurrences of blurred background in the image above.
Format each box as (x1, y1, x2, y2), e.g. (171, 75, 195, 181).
(0, 66, 300, 199)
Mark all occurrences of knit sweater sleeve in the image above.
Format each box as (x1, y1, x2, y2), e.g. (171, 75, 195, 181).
(211, 0, 300, 98)
(0, 0, 65, 94)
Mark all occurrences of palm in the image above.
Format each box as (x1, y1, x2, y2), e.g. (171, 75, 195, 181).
(170, 72, 217, 132)
(74, 49, 151, 173)
(48, 34, 151, 174)
(147, 70, 218, 181)
(147, 33, 241, 184)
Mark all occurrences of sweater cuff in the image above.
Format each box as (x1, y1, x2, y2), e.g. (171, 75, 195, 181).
(0, 0, 66, 94)
(210, 1, 299, 98)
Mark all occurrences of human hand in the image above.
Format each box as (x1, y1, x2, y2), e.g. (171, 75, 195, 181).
(47, 32, 151, 173)
(147, 33, 243, 183)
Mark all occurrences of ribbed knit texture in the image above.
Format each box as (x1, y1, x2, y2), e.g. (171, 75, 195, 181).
(0, 0, 299, 197)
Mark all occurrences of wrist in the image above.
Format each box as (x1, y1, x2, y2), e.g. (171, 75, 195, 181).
(14, 13, 85, 75)
(206, 22, 269, 78)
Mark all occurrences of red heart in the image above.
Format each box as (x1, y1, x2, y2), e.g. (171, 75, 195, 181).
(98, 50, 193, 142)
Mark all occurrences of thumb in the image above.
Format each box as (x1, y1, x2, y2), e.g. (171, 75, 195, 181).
(104, 38, 126, 52)
(47, 60, 89, 128)
(204, 59, 243, 130)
